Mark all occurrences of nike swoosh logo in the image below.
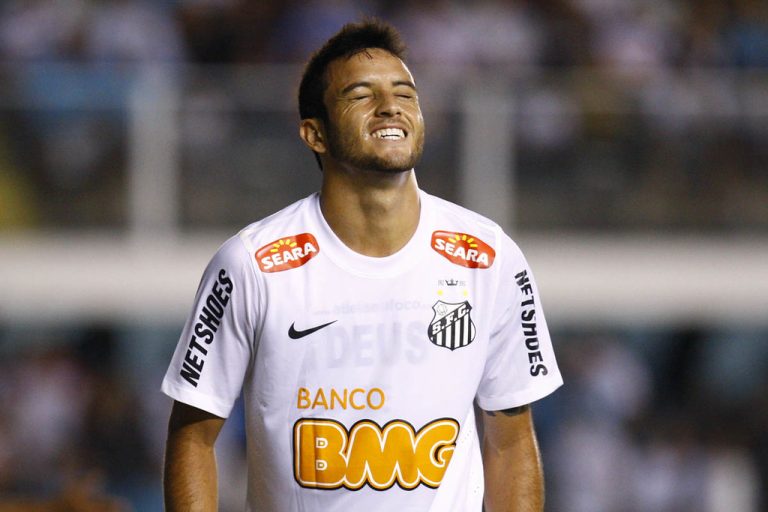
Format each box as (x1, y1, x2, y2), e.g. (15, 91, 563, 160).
(288, 320, 337, 339)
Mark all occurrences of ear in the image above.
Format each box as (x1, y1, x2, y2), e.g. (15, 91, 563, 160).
(299, 119, 327, 154)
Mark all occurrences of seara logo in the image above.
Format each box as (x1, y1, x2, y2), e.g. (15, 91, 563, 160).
(431, 231, 495, 269)
(256, 233, 319, 273)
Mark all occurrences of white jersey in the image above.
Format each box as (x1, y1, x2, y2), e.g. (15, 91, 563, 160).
(162, 190, 562, 512)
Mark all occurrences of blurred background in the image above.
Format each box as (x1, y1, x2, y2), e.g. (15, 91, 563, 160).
(0, 0, 766, 510)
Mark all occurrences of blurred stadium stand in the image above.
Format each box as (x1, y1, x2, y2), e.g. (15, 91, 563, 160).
(0, 1, 767, 511)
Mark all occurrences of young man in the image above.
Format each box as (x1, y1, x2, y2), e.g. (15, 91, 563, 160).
(162, 19, 562, 512)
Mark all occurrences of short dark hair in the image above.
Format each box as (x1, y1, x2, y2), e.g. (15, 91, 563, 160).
(298, 18, 407, 123)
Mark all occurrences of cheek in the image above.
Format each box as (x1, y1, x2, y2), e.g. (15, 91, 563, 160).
(411, 108, 425, 127)
(346, 124, 369, 143)
(338, 109, 371, 137)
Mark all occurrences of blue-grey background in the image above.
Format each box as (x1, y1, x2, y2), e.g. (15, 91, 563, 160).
(0, 1, 766, 511)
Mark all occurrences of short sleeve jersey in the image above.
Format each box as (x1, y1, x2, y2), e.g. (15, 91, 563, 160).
(162, 190, 562, 512)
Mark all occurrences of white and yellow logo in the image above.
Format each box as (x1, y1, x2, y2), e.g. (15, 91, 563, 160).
(293, 417, 459, 491)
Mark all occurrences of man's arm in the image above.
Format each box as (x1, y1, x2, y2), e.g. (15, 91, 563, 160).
(164, 401, 226, 512)
(481, 404, 544, 512)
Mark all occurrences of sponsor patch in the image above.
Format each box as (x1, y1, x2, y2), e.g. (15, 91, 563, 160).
(179, 268, 233, 387)
(431, 231, 495, 269)
(293, 417, 459, 490)
(515, 270, 549, 376)
(256, 233, 320, 273)
(427, 300, 476, 351)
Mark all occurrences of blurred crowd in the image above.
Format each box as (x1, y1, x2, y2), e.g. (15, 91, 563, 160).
(0, 1, 766, 511)
(542, 327, 768, 511)
(0, 0, 766, 231)
(1, 324, 767, 511)
(0, 327, 160, 509)
(1, 0, 766, 67)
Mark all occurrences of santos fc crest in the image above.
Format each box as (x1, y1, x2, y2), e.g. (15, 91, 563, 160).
(428, 301, 476, 351)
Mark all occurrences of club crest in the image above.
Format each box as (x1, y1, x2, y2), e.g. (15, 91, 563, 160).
(427, 301, 476, 351)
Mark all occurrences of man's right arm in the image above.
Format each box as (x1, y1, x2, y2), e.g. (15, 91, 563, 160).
(164, 401, 226, 512)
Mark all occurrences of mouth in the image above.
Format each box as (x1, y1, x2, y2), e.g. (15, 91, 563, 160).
(371, 127, 407, 140)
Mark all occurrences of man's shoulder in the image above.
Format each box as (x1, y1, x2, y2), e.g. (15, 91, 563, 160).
(235, 193, 319, 247)
(205, 194, 318, 269)
(423, 191, 525, 263)
(424, 191, 503, 238)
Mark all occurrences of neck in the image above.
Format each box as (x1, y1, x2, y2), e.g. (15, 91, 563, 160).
(319, 169, 420, 257)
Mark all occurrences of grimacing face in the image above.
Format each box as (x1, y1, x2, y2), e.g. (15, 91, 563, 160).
(321, 48, 425, 174)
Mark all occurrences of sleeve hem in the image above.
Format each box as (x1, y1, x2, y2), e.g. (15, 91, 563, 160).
(161, 378, 234, 419)
(476, 376, 563, 412)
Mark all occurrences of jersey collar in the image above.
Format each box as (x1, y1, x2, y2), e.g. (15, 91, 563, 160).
(312, 190, 433, 278)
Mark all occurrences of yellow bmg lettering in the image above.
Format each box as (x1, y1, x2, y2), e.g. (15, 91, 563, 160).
(293, 417, 459, 491)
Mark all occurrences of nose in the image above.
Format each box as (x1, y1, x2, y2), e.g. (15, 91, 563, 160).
(375, 92, 402, 117)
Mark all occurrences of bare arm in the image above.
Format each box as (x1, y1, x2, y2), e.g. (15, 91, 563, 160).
(481, 405, 544, 512)
(164, 401, 226, 512)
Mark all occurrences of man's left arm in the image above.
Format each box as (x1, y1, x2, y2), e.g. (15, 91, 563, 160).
(481, 404, 543, 512)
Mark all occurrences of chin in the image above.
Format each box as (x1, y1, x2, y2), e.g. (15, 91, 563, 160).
(374, 150, 422, 173)
(369, 155, 419, 174)
(333, 143, 422, 175)
(372, 165, 413, 174)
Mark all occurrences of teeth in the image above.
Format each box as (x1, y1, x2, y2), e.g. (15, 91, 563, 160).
(373, 128, 405, 140)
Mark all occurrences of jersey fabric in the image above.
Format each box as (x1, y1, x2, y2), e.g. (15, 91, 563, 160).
(162, 190, 563, 512)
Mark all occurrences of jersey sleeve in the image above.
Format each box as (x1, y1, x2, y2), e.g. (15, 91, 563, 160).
(161, 235, 258, 418)
(475, 234, 563, 411)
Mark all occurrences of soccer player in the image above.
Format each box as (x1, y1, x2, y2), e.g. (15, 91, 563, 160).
(162, 19, 562, 512)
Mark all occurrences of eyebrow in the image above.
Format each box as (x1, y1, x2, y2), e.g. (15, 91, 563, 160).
(340, 80, 417, 95)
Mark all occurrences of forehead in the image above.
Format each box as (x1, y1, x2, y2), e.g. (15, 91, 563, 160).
(325, 48, 415, 92)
